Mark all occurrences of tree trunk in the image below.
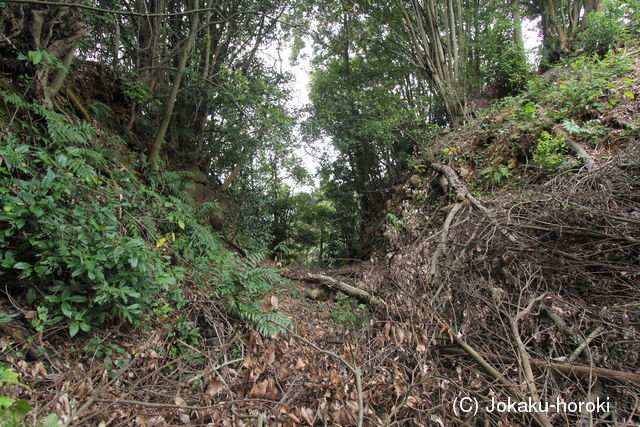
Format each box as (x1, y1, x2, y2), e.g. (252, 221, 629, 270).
(511, 0, 525, 54)
(147, 0, 200, 170)
(113, 16, 120, 70)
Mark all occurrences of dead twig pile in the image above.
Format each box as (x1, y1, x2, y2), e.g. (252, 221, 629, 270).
(363, 159, 640, 425)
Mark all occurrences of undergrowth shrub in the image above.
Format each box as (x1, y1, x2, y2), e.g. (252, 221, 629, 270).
(547, 51, 633, 119)
(0, 90, 289, 338)
(330, 293, 368, 329)
(0, 364, 61, 426)
(534, 131, 568, 168)
(578, 8, 626, 56)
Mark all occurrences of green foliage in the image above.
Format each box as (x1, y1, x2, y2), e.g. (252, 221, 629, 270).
(480, 18, 530, 96)
(0, 365, 62, 426)
(617, 0, 640, 34)
(386, 213, 403, 230)
(0, 95, 183, 335)
(0, 89, 290, 339)
(0, 367, 31, 427)
(164, 317, 204, 362)
(578, 9, 625, 56)
(534, 131, 568, 168)
(17, 50, 66, 72)
(330, 293, 368, 329)
(241, 309, 292, 338)
(212, 249, 292, 336)
(479, 165, 512, 188)
(124, 80, 157, 107)
(86, 339, 129, 372)
(544, 51, 633, 119)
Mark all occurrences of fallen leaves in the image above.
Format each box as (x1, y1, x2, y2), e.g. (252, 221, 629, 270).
(248, 377, 278, 400)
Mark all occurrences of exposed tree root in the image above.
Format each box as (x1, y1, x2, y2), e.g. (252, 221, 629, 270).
(430, 163, 489, 214)
(64, 86, 91, 122)
(431, 162, 521, 244)
(429, 202, 464, 283)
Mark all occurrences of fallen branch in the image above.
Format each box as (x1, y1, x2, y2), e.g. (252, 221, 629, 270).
(431, 163, 520, 245)
(307, 273, 384, 306)
(430, 163, 489, 215)
(429, 202, 464, 282)
(438, 346, 640, 385)
(568, 327, 603, 363)
(509, 295, 552, 427)
(552, 125, 596, 172)
(540, 304, 591, 360)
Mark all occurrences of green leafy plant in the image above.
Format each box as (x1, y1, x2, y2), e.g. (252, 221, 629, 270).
(386, 212, 403, 230)
(578, 8, 625, 56)
(549, 51, 633, 119)
(0, 365, 62, 426)
(331, 293, 368, 329)
(0, 366, 31, 426)
(0, 92, 188, 335)
(86, 339, 129, 373)
(534, 131, 568, 168)
(17, 51, 66, 72)
(479, 165, 512, 188)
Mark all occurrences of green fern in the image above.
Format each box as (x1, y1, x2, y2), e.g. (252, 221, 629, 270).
(71, 147, 108, 168)
(195, 201, 220, 219)
(65, 158, 97, 181)
(240, 306, 292, 337)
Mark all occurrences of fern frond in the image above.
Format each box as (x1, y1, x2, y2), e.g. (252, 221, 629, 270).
(245, 249, 268, 267)
(47, 121, 93, 146)
(240, 307, 291, 338)
(195, 201, 220, 220)
(66, 158, 97, 181)
(74, 147, 108, 168)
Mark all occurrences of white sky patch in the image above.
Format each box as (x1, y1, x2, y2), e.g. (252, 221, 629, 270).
(523, 17, 543, 66)
(264, 38, 335, 192)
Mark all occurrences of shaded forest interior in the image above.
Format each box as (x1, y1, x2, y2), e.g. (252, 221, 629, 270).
(0, 0, 639, 425)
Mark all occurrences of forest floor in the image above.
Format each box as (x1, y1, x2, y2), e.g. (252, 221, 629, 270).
(2, 265, 385, 426)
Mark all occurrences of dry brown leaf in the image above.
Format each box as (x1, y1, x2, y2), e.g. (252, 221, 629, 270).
(406, 395, 422, 408)
(265, 377, 278, 400)
(328, 368, 340, 385)
(145, 415, 166, 425)
(382, 322, 391, 342)
(471, 376, 483, 389)
(249, 379, 267, 398)
(295, 357, 307, 370)
(207, 378, 224, 396)
(286, 412, 302, 423)
(299, 407, 313, 424)
(278, 364, 289, 381)
(392, 325, 405, 346)
(261, 294, 276, 312)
